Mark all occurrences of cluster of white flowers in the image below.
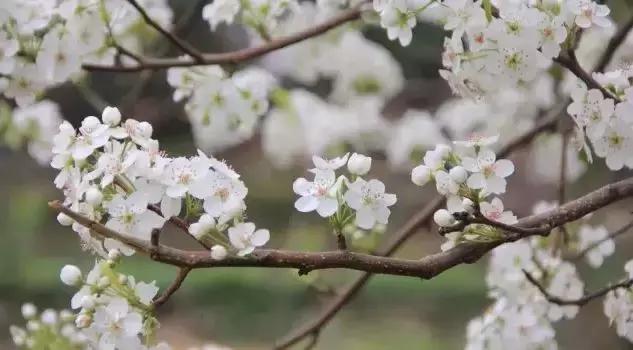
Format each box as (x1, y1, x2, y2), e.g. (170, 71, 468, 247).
(466, 199, 626, 349)
(0, 0, 172, 164)
(293, 153, 397, 234)
(51, 106, 269, 260)
(402, 0, 609, 100)
(0, 0, 172, 106)
(10, 303, 86, 349)
(60, 261, 171, 349)
(567, 69, 633, 170)
(604, 260, 633, 343)
(0, 99, 63, 165)
(167, 64, 277, 152)
(202, 0, 296, 37)
(410, 135, 516, 249)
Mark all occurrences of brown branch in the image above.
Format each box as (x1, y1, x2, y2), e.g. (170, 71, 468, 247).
(574, 219, 633, 260)
(335, 229, 347, 250)
(523, 270, 633, 306)
(594, 15, 633, 73)
(152, 267, 192, 307)
(81, 5, 363, 72)
(554, 53, 619, 101)
(273, 102, 565, 349)
(125, 0, 204, 61)
(50, 173, 633, 275)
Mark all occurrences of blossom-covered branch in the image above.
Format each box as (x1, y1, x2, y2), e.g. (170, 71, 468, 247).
(523, 270, 633, 306)
(81, 5, 364, 72)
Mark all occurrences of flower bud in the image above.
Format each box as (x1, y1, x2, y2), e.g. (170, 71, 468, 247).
(81, 116, 100, 132)
(21, 303, 37, 319)
(75, 314, 92, 329)
(137, 122, 153, 138)
(462, 198, 475, 214)
(85, 187, 103, 205)
(433, 209, 456, 227)
(102, 106, 121, 126)
(26, 320, 40, 332)
(347, 153, 372, 175)
(118, 274, 128, 285)
(210, 245, 228, 260)
(40, 309, 58, 325)
(449, 166, 467, 184)
(60, 265, 82, 286)
(411, 165, 431, 186)
(57, 213, 74, 226)
(435, 144, 451, 157)
(107, 249, 121, 261)
(97, 276, 110, 288)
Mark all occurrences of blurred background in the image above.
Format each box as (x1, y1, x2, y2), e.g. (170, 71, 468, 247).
(2, 0, 633, 349)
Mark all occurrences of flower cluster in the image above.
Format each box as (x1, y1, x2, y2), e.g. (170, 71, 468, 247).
(410, 136, 516, 249)
(416, 0, 610, 99)
(51, 106, 269, 260)
(293, 153, 397, 235)
(0, 0, 172, 106)
(567, 70, 633, 170)
(604, 260, 633, 343)
(202, 0, 295, 37)
(60, 261, 171, 349)
(167, 64, 277, 152)
(0, 99, 63, 165)
(10, 303, 86, 349)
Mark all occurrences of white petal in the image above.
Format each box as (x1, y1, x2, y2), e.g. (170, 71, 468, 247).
(295, 195, 319, 213)
(316, 197, 338, 217)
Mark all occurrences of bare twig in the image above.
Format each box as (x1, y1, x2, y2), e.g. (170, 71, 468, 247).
(125, 0, 204, 61)
(523, 270, 633, 306)
(82, 5, 363, 72)
(152, 267, 192, 307)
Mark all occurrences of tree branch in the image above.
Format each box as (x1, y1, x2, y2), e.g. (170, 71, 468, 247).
(125, 0, 204, 61)
(554, 52, 619, 101)
(50, 173, 633, 275)
(81, 5, 363, 72)
(152, 267, 192, 307)
(523, 270, 633, 306)
(273, 102, 565, 349)
(594, 15, 633, 73)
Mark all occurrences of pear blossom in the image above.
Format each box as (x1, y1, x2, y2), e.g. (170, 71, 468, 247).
(576, 224, 615, 268)
(228, 222, 270, 256)
(567, 0, 611, 29)
(105, 193, 166, 241)
(347, 153, 372, 176)
(480, 198, 517, 224)
(293, 169, 340, 217)
(462, 149, 515, 194)
(343, 178, 397, 230)
(60, 265, 82, 286)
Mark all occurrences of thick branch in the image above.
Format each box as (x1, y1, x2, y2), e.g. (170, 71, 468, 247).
(523, 270, 633, 306)
(82, 6, 363, 72)
(125, 0, 204, 61)
(49, 174, 633, 277)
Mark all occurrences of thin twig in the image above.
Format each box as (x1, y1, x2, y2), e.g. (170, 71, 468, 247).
(82, 5, 363, 72)
(335, 230, 347, 250)
(523, 270, 633, 306)
(594, 15, 633, 73)
(554, 53, 619, 101)
(152, 267, 192, 307)
(574, 220, 633, 260)
(125, 0, 204, 61)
